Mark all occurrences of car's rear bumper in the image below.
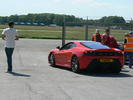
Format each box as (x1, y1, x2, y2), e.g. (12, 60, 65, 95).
(86, 59, 122, 73)
(79, 56, 124, 70)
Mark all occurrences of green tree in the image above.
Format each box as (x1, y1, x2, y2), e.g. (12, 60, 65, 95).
(99, 16, 126, 24)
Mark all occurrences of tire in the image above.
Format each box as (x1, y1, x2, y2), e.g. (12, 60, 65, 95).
(49, 53, 56, 67)
(71, 56, 80, 73)
(110, 65, 121, 73)
(112, 67, 121, 73)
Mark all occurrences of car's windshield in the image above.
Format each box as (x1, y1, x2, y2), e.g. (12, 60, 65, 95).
(81, 41, 110, 49)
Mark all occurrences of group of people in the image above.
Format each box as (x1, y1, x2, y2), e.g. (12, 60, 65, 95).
(92, 28, 119, 48)
(92, 28, 133, 68)
(1, 22, 133, 72)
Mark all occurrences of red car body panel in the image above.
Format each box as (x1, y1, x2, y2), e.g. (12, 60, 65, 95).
(48, 41, 124, 70)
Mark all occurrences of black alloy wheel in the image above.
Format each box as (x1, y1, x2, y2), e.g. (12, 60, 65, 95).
(71, 56, 80, 73)
(49, 53, 55, 66)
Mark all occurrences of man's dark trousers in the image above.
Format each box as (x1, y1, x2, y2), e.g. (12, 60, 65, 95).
(5, 48, 14, 72)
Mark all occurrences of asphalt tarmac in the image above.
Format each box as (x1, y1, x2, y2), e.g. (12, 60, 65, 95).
(0, 39, 133, 100)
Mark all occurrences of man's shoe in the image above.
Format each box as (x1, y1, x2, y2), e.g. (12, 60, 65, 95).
(6, 70, 12, 73)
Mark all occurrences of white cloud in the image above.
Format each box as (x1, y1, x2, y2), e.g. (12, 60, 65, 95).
(53, 0, 61, 3)
(72, 0, 128, 9)
(72, 0, 110, 7)
(73, 0, 87, 3)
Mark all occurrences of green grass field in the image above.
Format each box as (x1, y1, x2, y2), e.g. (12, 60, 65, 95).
(0, 25, 129, 41)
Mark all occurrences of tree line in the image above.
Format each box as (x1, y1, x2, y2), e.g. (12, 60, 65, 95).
(0, 13, 129, 27)
(0, 13, 83, 26)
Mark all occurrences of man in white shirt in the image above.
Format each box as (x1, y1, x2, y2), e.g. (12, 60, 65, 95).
(2, 22, 19, 73)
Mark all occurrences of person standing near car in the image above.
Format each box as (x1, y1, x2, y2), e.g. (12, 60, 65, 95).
(92, 29, 102, 42)
(124, 32, 133, 68)
(101, 28, 119, 48)
(2, 22, 19, 72)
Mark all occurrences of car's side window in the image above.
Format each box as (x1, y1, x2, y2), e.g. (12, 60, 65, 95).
(69, 43, 76, 49)
(61, 44, 71, 50)
(60, 43, 76, 50)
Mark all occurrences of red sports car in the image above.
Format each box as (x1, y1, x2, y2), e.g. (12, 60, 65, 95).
(48, 41, 124, 73)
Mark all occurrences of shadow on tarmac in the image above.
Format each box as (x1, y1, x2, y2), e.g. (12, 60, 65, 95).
(7, 72, 31, 77)
(51, 65, 133, 78)
(79, 72, 133, 78)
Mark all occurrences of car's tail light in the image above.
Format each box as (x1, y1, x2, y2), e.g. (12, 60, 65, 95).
(84, 51, 123, 56)
(114, 52, 123, 56)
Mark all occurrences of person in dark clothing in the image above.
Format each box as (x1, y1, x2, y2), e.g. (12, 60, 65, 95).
(92, 29, 102, 42)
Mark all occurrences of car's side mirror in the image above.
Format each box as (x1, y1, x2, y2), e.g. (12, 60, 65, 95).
(56, 46, 60, 49)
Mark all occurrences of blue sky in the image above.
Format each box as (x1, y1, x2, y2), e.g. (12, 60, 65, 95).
(0, 0, 132, 19)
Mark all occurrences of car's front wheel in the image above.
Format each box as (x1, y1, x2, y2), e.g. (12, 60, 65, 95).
(71, 56, 80, 73)
(49, 53, 56, 67)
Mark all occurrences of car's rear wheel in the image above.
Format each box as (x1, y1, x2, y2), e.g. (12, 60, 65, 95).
(71, 56, 80, 73)
(111, 66, 121, 73)
(49, 53, 56, 66)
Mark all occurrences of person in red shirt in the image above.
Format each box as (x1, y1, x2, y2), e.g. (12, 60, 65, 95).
(92, 29, 102, 42)
(101, 28, 119, 48)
